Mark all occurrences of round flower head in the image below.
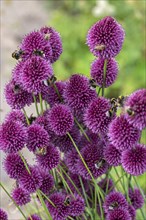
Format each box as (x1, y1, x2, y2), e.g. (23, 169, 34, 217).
(77, 143, 109, 179)
(20, 30, 52, 60)
(27, 214, 42, 220)
(26, 124, 50, 153)
(128, 205, 136, 220)
(106, 207, 131, 220)
(21, 56, 53, 94)
(0, 208, 8, 220)
(87, 16, 125, 58)
(0, 120, 27, 153)
(39, 169, 54, 195)
(63, 74, 97, 115)
(53, 126, 80, 153)
(12, 61, 25, 85)
(98, 178, 114, 193)
(91, 58, 118, 88)
(108, 115, 140, 151)
(5, 110, 26, 125)
(36, 145, 60, 170)
(3, 153, 26, 179)
(12, 187, 31, 206)
(128, 188, 144, 210)
(84, 97, 113, 134)
(40, 26, 63, 63)
(65, 149, 79, 174)
(103, 191, 128, 213)
(104, 144, 121, 166)
(46, 81, 66, 107)
(47, 192, 71, 220)
(19, 166, 42, 193)
(5, 79, 32, 109)
(125, 89, 146, 130)
(69, 194, 85, 217)
(121, 144, 146, 176)
(48, 104, 74, 136)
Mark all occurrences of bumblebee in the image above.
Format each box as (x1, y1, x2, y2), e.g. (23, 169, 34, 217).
(95, 159, 106, 169)
(44, 33, 51, 40)
(28, 114, 36, 124)
(13, 84, 21, 94)
(35, 146, 47, 156)
(126, 108, 135, 116)
(110, 95, 126, 108)
(94, 44, 106, 51)
(43, 75, 57, 86)
(106, 106, 116, 118)
(64, 196, 71, 206)
(12, 49, 23, 60)
(33, 49, 45, 57)
(109, 202, 119, 210)
(89, 79, 97, 90)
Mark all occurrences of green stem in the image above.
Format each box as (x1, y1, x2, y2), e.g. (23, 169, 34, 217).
(39, 190, 56, 207)
(102, 59, 108, 96)
(39, 93, 44, 115)
(22, 108, 30, 125)
(97, 87, 101, 96)
(44, 101, 48, 110)
(32, 93, 39, 116)
(74, 117, 90, 142)
(79, 176, 90, 208)
(0, 182, 27, 219)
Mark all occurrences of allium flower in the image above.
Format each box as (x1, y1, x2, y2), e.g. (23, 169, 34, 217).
(12, 187, 31, 206)
(121, 144, 146, 176)
(125, 89, 146, 130)
(5, 79, 32, 109)
(0, 120, 27, 153)
(12, 61, 25, 85)
(104, 144, 121, 166)
(84, 97, 113, 134)
(46, 81, 66, 107)
(20, 31, 52, 60)
(3, 153, 26, 179)
(0, 208, 8, 220)
(47, 192, 70, 220)
(65, 149, 79, 174)
(27, 214, 42, 220)
(21, 56, 53, 93)
(48, 104, 74, 136)
(63, 74, 97, 115)
(5, 110, 26, 125)
(36, 145, 60, 170)
(26, 124, 50, 153)
(53, 126, 80, 153)
(86, 16, 125, 58)
(39, 169, 54, 194)
(106, 207, 131, 220)
(77, 143, 109, 179)
(103, 191, 128, 213)
(108, 115, 140, 151)
(98, 178, 114, 193)
(19, 166, 42, 193)
(40, 26, 63, 63)
(128, 188, 144, 209)
(128, 205, 136, 220)
(69, 194, 85, 217)
(91, 58, 118, 88)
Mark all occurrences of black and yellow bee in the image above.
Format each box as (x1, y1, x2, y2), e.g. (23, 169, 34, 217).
(35, 146, 47, 156)
(12, 49, 23, 60)
(94, 44, 106, 51)
(126, 108, 135, 116)
(43, 75, 57, 86)
(95, 159, 106, 169)
(33, 49, 45, 57)
(64, 196, 71, 206)
(28, 114, 36, 124)
(13, 84, 21, 94)
(106, 96, 127, 117)
(89, 79, 97, 90)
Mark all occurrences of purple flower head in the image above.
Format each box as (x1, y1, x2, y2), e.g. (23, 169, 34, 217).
(87, 16, 125, 58)
(46, 81, 66, 107)
(12, 61, 25, 85)
(104, 144, 121, 166)
(26, 124, 50, 153)
(98, 178, 114, 193)
(125, 89, 146, 130)
(108, 115, 140, 151)
(5, 110, 26, 125)
(21, 56, 53, 94)
(69, 194, 85, 217)
(91, 58, 118, 88)
(53, 126, 80, 153)
(77, 143, 109, 179)
(84, 97, 113, 134)
(39, 169, 54, 195)
(79, 129, 101, 147)
(19, 166, 42, 193)
(48, 104, 74, 136)
(65, 149, 79, 174)
(121, 144, 146, 176)
(47, 192, 70, 220)
(128, 188, 144, 210)
(36, 145, 60, 170)
(103, 191, 128, 213)
(0, 208, 8, 220)
(63, 74, 97, 115)
(3, 153, 26, 179)
(27, 214, 42, 220)
(128, 205, 136, 220)
(0, 120, 27, 153)
(40, 26, 63, 63)
(5, 79, 32, 109)
(12, 187, 31, 206)
(20, 30, 52, 60)
(106, 207, 131, 220)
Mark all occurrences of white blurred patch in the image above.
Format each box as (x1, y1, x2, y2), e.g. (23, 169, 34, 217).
(92, 0, 115, 17)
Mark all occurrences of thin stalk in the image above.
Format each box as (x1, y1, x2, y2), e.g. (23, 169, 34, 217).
(113, 167, 126, 194)
(53, 83, 63, 102)
(39, 190, 56, 207)
(133, 176, 146, 202)
(79, 176, 90, 208)
(19, 152, 31, 174)
(74, 117, 90, 142)
(44, 101, 48, 110)
(97, 87, 101, 96)
(32, 93, 39, 116)
(108, 172, 126, 193)
(39, 93, 44, 115)
(102, 59, 108, 96)
(0, 182, 27, 219)
(22, 108, 30, 125)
